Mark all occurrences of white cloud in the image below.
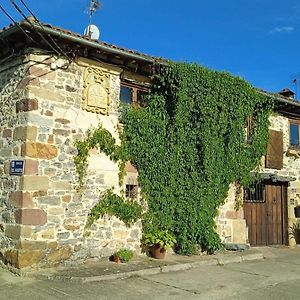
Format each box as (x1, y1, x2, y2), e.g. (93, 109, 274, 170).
(270, 26, 295, 34)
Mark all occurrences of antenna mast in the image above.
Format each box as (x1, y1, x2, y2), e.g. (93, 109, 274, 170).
(87, 0, 101, 37)
(293, 78, 298, 100)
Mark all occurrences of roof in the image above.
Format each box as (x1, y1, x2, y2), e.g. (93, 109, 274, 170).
(1, 18, 300, 116)
(259, 90, 300, 118)
(0, 18, 165, 74)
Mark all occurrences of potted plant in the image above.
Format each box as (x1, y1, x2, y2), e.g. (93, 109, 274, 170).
(290, 219, 300, 244)
(294, 206, 300, 218)
(110, 249, 133, 263)
(143, 230, 176, 259)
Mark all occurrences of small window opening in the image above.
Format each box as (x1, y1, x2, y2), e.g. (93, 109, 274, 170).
(244, 182, 265, 203)
(125, 184, 138, 199)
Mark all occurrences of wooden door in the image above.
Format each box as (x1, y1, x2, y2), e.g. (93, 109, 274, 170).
(243, 181, 288, 246)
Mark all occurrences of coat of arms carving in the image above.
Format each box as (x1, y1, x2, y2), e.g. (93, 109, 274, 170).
(83, 67, 111, 115)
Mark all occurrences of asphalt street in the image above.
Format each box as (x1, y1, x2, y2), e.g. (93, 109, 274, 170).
(0, 247, 300, 299)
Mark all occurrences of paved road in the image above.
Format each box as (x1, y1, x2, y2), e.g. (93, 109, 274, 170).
(1, 248, 300, 299)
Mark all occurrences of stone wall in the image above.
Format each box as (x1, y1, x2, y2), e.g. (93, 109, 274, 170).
(0, 54, 32, 265)
(3, 51, 299, 269)
(216, 184, 247, 245)
(216, 113, 300, 246)
(0, 53, 143, 269)
(265, 115, 300, 245)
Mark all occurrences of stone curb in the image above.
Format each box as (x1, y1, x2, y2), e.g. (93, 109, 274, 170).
(32, 251, 265, 283)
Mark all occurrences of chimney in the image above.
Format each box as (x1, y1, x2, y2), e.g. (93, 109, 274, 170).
(278, 88, 295, 99)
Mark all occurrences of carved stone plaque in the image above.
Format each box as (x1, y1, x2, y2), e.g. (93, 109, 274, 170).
(83, 67, 111, 115)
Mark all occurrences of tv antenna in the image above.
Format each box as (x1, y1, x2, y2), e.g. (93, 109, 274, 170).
(291, 75, 300, 101)
(85, 0, 101, 38)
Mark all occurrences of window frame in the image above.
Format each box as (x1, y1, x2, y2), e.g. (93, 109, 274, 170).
(289, 119, 300, 149)
(125, 184, 138, 200)
(120, 81, 149, 105)
(244, 182, 265, 203)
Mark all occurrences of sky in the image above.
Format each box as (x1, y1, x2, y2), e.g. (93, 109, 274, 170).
(1, 0, 300, 94)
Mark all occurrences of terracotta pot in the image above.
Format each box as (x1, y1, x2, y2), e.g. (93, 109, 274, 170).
(113, 255, 122, 263)
(295, 230, 300, 244)
(150, 244, 166, 259)
(294, 207, 300, 218)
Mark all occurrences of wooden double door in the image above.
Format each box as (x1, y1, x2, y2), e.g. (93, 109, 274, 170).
(243, 181, 288, 246)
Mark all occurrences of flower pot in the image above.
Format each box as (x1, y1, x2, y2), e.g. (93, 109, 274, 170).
(295, 229, 300, 244)
(150, 244, 166, 259)
(294, 206, 300, 218)
(113, 255, 122, 263)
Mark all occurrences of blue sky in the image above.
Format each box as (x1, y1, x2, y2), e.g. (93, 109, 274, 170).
(1, 0, 300, 94)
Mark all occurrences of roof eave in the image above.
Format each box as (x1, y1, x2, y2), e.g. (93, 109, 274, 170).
(18, 21, 159, 65)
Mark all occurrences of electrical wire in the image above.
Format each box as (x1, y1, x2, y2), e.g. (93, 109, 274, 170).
(10, 2, 58, 55)
(18, 0, 71, 61)
(10, 0, 63, 57)
(1, 0, 74, 69)
(0, 3, 34, 41)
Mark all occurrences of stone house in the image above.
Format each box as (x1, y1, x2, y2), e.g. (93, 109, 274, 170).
(217, 92, 300, 248)
(0, 19, 299, 269)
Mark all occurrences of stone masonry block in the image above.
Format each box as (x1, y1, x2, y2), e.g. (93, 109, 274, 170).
(4, 161, 10, 175)
(2, 129, 12, 138)
(13, 126, 38, 141)
(20, 176, 49, 191)
(28, 65, 55, 80)
(5, 224, 21, 239)
(47, 246, 72, 263)
(24, 159, 39, 175)
(16, 240, 47, 251)
(37, 196, 61, 206)
(0, 147, 12, 157)
(9, 191, 34, 208)
(225, 209, 244, 220)
(29, 86, 65, 102)
(3, 250, 18, 267)
(16, 98, 38, 113)
(44, 110, 53, 117)
(27, 114, 54, 128)
(17, 250, 44, 268)
(55, 118, 70, 125)
(21, 142, 58, 159)
(15, 208, 47, 225)
(50, 181, 71, 191)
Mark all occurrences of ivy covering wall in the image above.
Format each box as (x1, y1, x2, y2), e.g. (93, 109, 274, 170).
(121, 62, 273, 254)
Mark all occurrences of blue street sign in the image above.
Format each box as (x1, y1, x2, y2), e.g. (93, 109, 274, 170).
(10, 160, 25, 175)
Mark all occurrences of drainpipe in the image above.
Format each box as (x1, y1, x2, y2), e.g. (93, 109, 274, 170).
(19, 21, 160, 65)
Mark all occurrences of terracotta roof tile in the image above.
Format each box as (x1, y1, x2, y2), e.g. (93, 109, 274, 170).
(1, 19, 163, 61)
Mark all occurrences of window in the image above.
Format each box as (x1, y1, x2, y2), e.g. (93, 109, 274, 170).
(120, 82, 148, 106)
(125, 184, 138, 199)
(120, 86, 132, 105)
(244, 182, 265, 203)
(289, 121, 300, 147)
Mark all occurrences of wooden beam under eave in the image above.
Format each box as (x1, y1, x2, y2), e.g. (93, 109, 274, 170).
(107, 55, 125, 65)
(138, 64, 154, 76)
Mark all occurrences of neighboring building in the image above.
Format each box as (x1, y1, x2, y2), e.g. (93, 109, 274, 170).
(217, 93, 300, 247)
(0, 19, 299, 269)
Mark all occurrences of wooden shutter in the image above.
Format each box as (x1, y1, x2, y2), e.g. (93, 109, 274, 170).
(265, 130, 283, 169)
